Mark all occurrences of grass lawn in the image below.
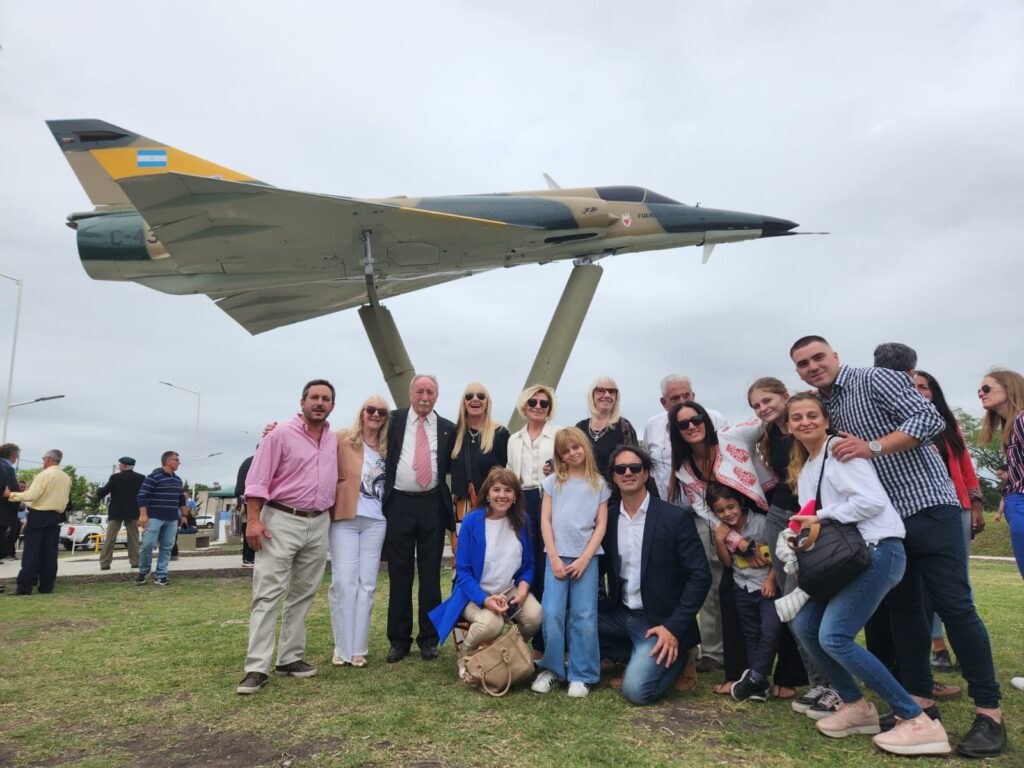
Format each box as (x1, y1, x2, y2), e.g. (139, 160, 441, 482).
(1, 561, 1020, 767)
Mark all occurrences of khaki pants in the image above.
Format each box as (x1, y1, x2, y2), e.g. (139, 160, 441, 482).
(460, 592, 542, 654)
(99, 517, 140, 569)
(695, 517, 724, 663)
(244, 506, 329, 674)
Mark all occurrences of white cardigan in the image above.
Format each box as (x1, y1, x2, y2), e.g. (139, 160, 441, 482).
(507, 422, 562, 490)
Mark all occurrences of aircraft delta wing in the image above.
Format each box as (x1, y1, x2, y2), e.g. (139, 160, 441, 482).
(47, 119, 801, 335)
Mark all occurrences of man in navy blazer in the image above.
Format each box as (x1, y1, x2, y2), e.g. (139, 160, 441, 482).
(599, 445, 711, 705)
(382, 374, 456, 662)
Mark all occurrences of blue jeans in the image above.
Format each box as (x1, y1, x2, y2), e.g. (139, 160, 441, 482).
(1005, 493, 1024, 578)
(930, 507, 973, 639)
(598, 602, 685, 705)
(139, 518, 178, 579)
(733, 584, 783, 681)
(539, 556, 600, 684)
(792, 538, 922, 720)
(885, 504, 1000, 707)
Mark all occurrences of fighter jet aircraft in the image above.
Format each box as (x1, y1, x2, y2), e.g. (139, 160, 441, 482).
(46, 119, 805, 410)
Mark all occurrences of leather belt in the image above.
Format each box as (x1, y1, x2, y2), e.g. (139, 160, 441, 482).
(267, 501, 326, 518)
(394, 488, 440, 498)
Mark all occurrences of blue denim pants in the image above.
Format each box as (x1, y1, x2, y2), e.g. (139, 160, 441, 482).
(539, 556, 600, 684)
(598, 602, 685, 705)
(884, 504, 1000, 707)
(1005, 493, 1024, 578)
(139, 518, 178, 579)
(792, 538, 922, 720)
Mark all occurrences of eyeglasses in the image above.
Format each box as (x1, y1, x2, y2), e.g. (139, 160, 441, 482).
(527, 398, 551, 409)
(593, 387, 618, 396)
(464, 392, 487, 402)
(978, 385, 993, 395)
(364, 406, 388, 417)
(675, 414, 706, 431)
(612, 463, 643, 475)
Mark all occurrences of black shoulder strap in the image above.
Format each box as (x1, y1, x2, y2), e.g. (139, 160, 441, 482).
(814, 437, 834, 511)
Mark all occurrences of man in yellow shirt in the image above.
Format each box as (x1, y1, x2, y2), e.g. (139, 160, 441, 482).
(4, 449, 72, 595)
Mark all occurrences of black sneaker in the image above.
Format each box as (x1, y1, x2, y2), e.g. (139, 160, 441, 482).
(134, 574, 147, 586)
(956, 713, 1007, 758)
(792, 684, 829, 714)
(804, 688, 843, 720)
(154, 576, 169, 586)
(880, 704, 940, 732)
(236, 671, 269, 694)
(931, 649, 955, 671)
(275, 660, 318, 678)
(731, 669, 770, 702)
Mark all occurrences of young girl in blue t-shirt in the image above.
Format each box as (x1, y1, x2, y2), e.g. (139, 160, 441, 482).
(531, 426, 610, 698)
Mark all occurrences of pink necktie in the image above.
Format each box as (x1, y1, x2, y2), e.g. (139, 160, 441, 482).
(414, 416, 432, 488)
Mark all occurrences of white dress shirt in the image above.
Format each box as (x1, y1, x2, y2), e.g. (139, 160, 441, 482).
(395, 410, 438, 491)
(644, 407, 729, 500)
(617, 491, 651, 610)
(507, 422, 560, 490)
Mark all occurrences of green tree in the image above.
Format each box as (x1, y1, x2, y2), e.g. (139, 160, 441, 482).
(956, 408, 1003, 510)
(15, 465, 96, 511)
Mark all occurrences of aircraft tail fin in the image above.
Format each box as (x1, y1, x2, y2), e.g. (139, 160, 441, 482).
(46, 119, 261, 208)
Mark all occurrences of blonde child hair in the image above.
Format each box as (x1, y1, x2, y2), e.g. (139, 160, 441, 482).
(552, 427, 603, 491)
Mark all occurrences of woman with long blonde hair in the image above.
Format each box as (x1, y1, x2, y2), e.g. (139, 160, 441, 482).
(978, 368, 1024, 578)
(575, 375, 638, 475)
(450, 382, 509, 522)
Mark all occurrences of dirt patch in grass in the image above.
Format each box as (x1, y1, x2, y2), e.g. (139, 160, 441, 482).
(25, 749, 89, 767)
(634, 699, 731, 734)
(117, 727, 348, 768)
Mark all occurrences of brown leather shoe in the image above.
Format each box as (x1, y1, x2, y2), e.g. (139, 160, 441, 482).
(931, 681, 962, 700)
(674, 650, 697, 692)
(609, 676, 624, 689)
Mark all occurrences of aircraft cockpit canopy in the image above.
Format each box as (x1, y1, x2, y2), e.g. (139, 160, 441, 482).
(594, 186, 682, 205)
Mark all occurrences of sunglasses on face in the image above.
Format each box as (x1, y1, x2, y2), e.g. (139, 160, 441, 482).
(364, 406, 388, 417)
(464, 392, 487, 402)
(978, 385, 993, 395)
(593, 387, 618, 396)
(675, 414, 706, 431)
(527, 398, 551, 409)
(612, 463, 643, 475)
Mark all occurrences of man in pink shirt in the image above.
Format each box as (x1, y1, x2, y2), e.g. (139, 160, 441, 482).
(237, 379, 339, 695)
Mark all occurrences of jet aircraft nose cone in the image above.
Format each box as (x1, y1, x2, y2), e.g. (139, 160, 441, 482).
(760, 217, 798, 237)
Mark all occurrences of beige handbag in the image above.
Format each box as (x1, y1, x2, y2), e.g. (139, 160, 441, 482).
(464, 624, 534, 697)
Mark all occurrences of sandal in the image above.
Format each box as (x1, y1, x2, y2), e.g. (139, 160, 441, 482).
(772, 685, 796, 699)
(713, 681, 735, 695)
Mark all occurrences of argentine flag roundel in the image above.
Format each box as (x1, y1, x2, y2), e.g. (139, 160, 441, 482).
(137, 149, 168, 168)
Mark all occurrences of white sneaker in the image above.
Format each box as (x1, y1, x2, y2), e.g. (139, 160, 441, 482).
(1011, 677, 1024, 691)
(531, 669, 558, 693)
(332, 654, 349, 667)
(567, 681, 590, 698)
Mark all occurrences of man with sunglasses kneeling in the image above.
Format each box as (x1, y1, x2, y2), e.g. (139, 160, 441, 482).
(598, 446, 711, 705)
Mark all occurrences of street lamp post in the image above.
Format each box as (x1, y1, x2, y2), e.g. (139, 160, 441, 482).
(159, 381, 201, 486)
(1, 273, 23, 444)
(4, 395, 67, 443)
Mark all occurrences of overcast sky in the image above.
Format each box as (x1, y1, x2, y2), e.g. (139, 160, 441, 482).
(1, 1, 1022, 487)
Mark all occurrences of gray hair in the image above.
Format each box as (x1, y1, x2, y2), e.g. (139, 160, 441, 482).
(409, 373, 439, 392)
(660, 374, 692, 396)
(44, 449, 63, 464)
(0, 443, 19, 461)
(873, 342, 918, 373)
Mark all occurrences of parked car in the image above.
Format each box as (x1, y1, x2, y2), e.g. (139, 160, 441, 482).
(195, 514, 215, 529)
(59, 514, 128, 551)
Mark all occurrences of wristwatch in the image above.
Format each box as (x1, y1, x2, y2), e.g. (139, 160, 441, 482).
(868, 440, 883, 457)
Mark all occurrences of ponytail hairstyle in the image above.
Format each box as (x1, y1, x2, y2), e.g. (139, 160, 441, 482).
(784, 392, 831, 492)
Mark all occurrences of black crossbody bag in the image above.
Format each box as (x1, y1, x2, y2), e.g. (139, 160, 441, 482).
(788, 438, 871, 601)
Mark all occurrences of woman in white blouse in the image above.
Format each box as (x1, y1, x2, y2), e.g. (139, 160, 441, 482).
(786, 393, 950, 756)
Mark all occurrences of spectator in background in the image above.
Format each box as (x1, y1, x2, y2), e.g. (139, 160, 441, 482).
(236, 452, 255, 567)
(5, 449, 72, 595)
(0, 443, 20, 564)
(979, 369, 1024, 578)
(96, 457, 144, 571)
(135, 451, 188, 587)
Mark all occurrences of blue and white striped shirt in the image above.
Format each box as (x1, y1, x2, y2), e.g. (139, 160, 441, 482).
(822, 366, 958, 519)
(137, 468, 186, 521)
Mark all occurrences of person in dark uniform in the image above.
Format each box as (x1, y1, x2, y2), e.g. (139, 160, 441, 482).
(96, 457, 145, 570)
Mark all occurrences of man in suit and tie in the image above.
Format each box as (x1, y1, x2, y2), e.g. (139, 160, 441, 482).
(383, 374, 456, 663)
(96, 457, 145, 570)
(598, 445, 711, 705)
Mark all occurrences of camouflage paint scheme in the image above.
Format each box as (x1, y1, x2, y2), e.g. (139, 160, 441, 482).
(47, 120, 799, 335)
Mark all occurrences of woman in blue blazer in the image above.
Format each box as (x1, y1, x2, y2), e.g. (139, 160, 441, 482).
(429, 467, 542, 681)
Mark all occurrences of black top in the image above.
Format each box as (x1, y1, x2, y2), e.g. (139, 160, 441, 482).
(0, 461, 19, 525)
(235, 456, 254, 501)
(96, 469, 146, 520)
(575, 417, 639, 475)
(451, 425, 510, 499)
(765, 424, 799, 512)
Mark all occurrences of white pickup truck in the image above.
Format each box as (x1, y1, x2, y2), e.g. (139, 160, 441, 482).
(59, 514, 128, 551)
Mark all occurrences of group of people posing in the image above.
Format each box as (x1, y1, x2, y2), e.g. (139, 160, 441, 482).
(232, 336, 1022, 760)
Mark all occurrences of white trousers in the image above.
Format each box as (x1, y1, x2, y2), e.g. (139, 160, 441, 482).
(244, 506, 329, 674)
(328, 516, 387, 662)
(695, 516, 724, 663)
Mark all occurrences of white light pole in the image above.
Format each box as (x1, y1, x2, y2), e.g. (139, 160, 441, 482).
(4, 395, 67, 443)
(1, 273, 23, 444)
(159, 380, 201, 486)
